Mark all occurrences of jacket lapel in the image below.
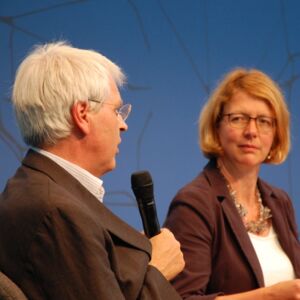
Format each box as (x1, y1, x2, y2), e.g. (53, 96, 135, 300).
(204, 161, 265, 287)
(92, 202, 152, 258)
(258, 181, 295, 269)
(22, 150, 152, 258)
(221, 198, 265, 286)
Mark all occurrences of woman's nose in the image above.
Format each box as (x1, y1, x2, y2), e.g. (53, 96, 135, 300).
(244, 118, 258, 136)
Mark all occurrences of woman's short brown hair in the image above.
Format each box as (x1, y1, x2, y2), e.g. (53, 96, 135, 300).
(198, 68, 290, 164)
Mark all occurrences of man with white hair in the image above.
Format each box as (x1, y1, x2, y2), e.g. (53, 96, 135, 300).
(0, 42, 184, 299)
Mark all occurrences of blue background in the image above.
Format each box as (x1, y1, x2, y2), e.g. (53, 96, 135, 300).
(1, 0, 299, 231)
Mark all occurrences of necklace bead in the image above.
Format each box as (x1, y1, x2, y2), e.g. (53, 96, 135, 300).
(217, 162, 272, 234)
(228, 184, 272, 234)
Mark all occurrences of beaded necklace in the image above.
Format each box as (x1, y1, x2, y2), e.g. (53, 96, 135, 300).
(227, 184, 272, 234)
(217, 163, 272, 234)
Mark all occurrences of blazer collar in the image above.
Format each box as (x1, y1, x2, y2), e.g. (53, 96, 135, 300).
(22, 149, 152, 258)
(203, 159, 265, 286)
(257, 180, 297, 270)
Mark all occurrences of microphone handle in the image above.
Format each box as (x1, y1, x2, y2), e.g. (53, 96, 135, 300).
(137, 199, 161, 237)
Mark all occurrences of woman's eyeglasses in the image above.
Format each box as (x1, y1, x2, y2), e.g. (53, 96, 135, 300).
(221, 113, 276, 133)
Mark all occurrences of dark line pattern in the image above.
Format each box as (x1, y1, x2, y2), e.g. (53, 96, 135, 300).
(105, 191, 136, 207)
(136, 111, 153, 170)
(0, 110, 26, 161)
(274, 0, 300, 199)
(127, 0, 151, 51)
(0, 0, 299, 208)
(156, 0, 210, 95)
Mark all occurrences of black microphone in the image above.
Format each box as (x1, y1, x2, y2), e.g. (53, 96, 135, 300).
(131, 170, 161, 238)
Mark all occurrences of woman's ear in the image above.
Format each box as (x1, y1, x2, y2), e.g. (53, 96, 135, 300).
(71, 101, 91, 135)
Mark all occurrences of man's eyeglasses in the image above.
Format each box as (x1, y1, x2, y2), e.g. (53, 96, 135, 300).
(89, 99, 132, 122)
(221, 113, 276, 133)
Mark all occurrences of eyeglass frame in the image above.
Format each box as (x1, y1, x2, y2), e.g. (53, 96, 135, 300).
(220, 112, 276, 133)
(88, 99, 132, 122)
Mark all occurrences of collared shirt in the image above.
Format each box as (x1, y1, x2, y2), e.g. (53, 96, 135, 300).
(32, 148, 105, 202)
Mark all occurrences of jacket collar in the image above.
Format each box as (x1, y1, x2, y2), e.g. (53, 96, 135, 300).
(22, 149, 152, 258)
(258, 181, 298, 273)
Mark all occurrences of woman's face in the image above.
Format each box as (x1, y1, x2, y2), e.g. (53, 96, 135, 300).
(217, 90, 275, 169)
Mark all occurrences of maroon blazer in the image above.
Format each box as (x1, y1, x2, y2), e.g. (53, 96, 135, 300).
(0, 150, 180, 300)
(164, 159, 300, 300)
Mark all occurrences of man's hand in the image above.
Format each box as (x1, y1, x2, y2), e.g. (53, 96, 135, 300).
(149, 228, 185, 281)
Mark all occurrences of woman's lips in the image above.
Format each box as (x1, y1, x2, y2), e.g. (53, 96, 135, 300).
(239, 144, 259, 151)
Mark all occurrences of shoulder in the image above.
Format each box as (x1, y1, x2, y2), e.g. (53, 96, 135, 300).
(166, 169, 224, 231)
(175, 172, 212, 204)
(259, 178, 300, 239)
(259, 178, 297, 224)
(171, 163, 224, 212)
(258, 178, 291, 204)
(1, 162, 108, 243)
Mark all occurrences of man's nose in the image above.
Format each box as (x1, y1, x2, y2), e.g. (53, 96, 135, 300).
(119, 116, 128, 132)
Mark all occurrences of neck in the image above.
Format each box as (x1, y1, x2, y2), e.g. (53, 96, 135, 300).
(217, 158, 259, 206)
(217, 158, 272, 235)
(41, 137, 104, 177)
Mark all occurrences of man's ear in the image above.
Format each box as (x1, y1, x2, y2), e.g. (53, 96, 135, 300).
(71, 101, 91, 135)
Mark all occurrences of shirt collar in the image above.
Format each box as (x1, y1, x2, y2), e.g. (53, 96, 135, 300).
(31, 147, 105, 202)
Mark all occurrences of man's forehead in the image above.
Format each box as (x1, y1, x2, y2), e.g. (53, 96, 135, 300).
(107, 79, 123, 105)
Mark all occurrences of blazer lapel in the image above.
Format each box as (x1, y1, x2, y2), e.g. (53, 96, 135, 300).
(204, 161, 265, 287)
(221, 198, 265, 286)
(22, 150, 152, 258)
(258, 181, 294, 266)
(93, 202, 152, 258)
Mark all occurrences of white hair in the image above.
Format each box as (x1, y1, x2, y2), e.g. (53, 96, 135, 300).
(12, 41, 126, 147)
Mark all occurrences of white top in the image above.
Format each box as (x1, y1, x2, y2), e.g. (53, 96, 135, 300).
(32, 148, 105, 203)
(249, 225, 295, 286)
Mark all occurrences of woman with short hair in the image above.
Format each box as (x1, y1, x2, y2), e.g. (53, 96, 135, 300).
(165, 68, 300, 300)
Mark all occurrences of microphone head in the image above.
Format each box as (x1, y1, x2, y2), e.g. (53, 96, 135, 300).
(131, 170, 153, 200)
(131, 170, 152, 187)
(131, 170, 160, 237)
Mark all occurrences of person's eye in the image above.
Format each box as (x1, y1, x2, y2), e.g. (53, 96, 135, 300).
(258, 117, 272, 126)
(231, 114, 246, 123)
